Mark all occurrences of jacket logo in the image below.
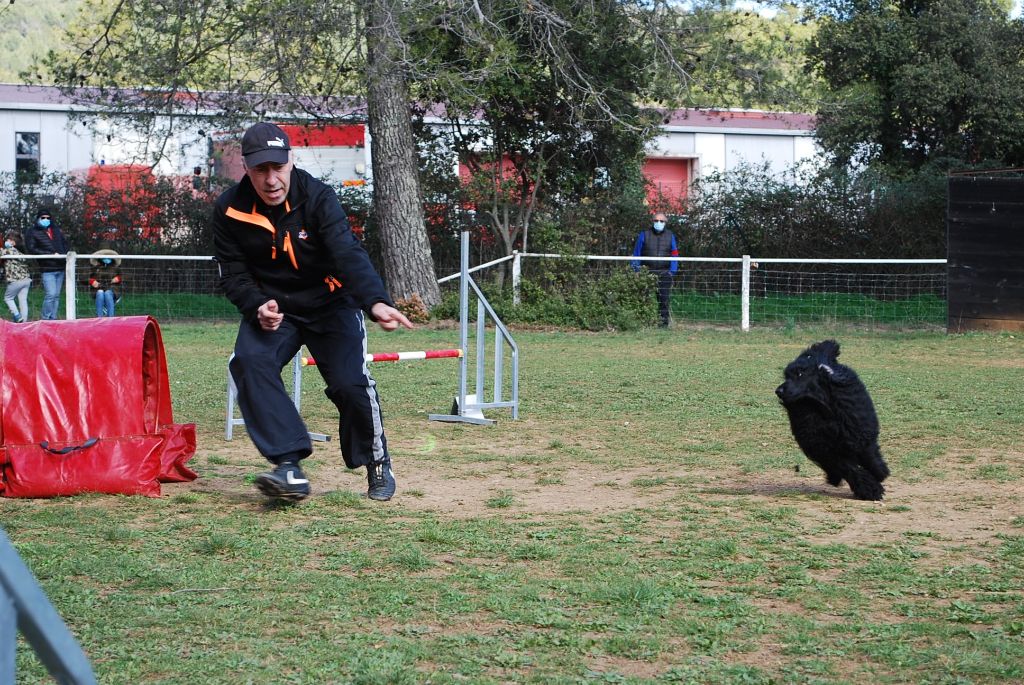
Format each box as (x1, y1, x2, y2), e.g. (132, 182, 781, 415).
(267, 137, 286, 148)
(298, 229, 308, 240)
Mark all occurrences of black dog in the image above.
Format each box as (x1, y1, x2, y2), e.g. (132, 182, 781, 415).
(775, 340, 890, 500)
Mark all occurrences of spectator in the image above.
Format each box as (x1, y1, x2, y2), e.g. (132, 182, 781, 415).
(24, 208, 69, 320)
(88, 248, 123, 317)
(631, 212, 679, 328)
(2, 231, 32, 322)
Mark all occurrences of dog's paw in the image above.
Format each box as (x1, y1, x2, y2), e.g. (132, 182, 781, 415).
(851, 481, 885, 501)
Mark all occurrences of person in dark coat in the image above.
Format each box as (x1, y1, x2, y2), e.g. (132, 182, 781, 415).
(24, 208, 69, 320)
(88, 248, 123, 317)
(631, 212, 679, 328)
(212, 122, 413, 503)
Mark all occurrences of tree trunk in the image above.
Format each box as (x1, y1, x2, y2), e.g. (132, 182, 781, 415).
(365, 0, 441, 308)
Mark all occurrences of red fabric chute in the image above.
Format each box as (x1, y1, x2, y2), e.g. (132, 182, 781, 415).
(0, 316, 197, 498)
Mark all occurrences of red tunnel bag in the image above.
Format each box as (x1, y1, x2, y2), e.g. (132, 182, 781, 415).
(0, 316, 197, 498)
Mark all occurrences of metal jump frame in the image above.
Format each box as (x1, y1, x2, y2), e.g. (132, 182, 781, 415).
(429, 231, 519, 425)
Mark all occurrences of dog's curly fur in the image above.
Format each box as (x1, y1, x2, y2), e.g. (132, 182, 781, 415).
(775, 340, 890, 500)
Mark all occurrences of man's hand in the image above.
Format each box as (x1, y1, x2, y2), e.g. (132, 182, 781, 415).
(257, 300, 284, 331)
(371, 302, 414, 331)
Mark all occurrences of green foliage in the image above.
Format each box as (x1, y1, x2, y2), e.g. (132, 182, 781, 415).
(680, 161, 946, 258)
(0, 170, 229, 255)
(806, 0, 1024, 170)
(433, 259, 658, 330)
(648, 4, 824, 110)
(411, 0, 661, 257)
(0, 0, 78, 83)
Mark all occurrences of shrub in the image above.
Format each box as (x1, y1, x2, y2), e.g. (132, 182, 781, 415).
(681, 161, 947, 259)
(434, 258, 657, 331)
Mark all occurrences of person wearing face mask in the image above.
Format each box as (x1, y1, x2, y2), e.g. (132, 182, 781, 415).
(2, 231, 32, 322)
(88, 248, 123, 317)
(631, 212, 679, 328)
(24, 208, 70, 320)
(213, 122, 414, 504)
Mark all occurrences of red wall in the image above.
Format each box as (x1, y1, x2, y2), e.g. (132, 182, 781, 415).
(643, 158, 691, 210)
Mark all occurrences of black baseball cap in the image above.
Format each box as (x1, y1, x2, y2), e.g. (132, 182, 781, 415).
(241, 122, 291, 167)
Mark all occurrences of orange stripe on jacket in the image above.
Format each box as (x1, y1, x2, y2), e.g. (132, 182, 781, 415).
(224, 201, 293, 263)
(282, 232, 298, 269)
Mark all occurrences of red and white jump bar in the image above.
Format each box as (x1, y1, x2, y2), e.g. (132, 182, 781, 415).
(301, 348, 463, 366)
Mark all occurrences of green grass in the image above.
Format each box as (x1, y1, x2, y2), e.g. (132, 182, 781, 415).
(3, 324, 1024, 683)
(674, 291, 946, 327)
(16, 290, 237, 321)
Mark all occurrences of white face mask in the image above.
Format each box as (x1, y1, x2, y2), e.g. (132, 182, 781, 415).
(653, 221, 666, 232)
(4, 241, 13, 248)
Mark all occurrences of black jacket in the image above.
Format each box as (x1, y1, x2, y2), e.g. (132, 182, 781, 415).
(24, 221, 69, 272)
(212, 167, 392, 322)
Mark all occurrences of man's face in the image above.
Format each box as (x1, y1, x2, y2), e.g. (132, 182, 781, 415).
(245, 156, 293, 206)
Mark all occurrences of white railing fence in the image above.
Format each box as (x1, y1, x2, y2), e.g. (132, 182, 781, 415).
(0, 252, 947, 330)
(506, 253, 947, 330)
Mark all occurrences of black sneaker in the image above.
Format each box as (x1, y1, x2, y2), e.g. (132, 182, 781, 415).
(367, 458, 396, 501)
(254, 461, 311, 501)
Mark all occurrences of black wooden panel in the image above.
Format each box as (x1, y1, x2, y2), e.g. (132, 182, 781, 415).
(948, 176, 1024, 203)
(947, 176, 1024, 330)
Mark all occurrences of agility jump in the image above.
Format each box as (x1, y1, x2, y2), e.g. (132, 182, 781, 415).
(225, 347, 466, 441)
(226, 230, 519, 441)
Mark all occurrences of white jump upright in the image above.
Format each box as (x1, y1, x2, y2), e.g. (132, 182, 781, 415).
(428, 230, 519, 426)
(225, 230, 519, 439)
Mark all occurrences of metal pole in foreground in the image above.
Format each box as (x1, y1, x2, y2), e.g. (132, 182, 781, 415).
(458, 230, 470, 415)
(0, 528, 97, 685)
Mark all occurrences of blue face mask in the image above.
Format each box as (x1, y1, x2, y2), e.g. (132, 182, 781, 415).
(101, 258, 112, 265)
(653, 221, 666, 232)
(39, 218, 51, 228)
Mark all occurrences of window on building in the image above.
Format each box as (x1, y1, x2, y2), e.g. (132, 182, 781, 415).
(15, 132, 40, 183)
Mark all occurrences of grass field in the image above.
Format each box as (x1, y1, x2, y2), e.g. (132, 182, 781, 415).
(4, 322, 1023, 684)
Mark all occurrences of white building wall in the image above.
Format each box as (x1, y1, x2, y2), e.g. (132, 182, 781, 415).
(0, 110, 93, 174)
(292, 146, 368, 183)
(694, 133, 728, 176)
(724, 134, 799, 176)
(794, 136, 820, 167)
(89, 116, 210, 175)
(646, 131, 696, 157)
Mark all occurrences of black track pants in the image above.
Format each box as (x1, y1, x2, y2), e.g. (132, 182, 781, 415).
(229, 308, 389, 469)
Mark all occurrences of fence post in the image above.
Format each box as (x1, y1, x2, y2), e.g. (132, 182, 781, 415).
(741, 255, 751, 331)
(64, 252, 77, 321)
(511, 251, 521, 306)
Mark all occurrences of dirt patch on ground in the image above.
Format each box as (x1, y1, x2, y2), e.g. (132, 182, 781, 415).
(186, 439, 1023, 555)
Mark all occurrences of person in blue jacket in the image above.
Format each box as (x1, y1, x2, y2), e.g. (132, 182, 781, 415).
(212, 122, 413, 503)
(631, 212, 679, 328)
